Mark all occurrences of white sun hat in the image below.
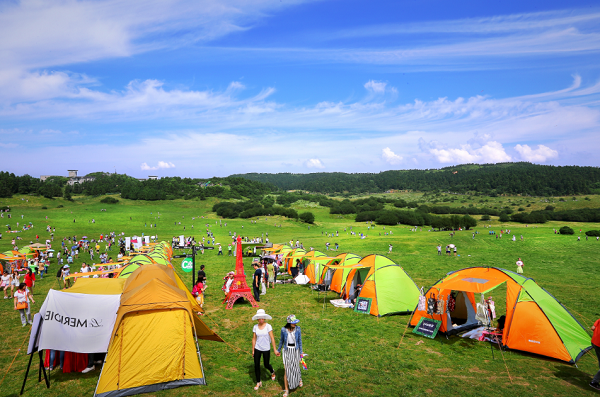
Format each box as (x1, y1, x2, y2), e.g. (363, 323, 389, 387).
(252, 309, 272, 321)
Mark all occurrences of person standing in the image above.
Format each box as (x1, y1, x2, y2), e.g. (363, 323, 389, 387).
(197, 265, 206, 285)
(217, 244, 223, 255)
(516, 258, 524, 274)
(62, 265, 71, 289)
(1, 271, 11, 299)
(437, 245, 442, 256)
(252, 263, 262, 302)
(24, 268, 36, 293)
(14, 283, 34, 326)
(278, 315, 304, 397)
(267, 261, 275, 289)
(251, 309, 279, 390)
(590, 318, 600, 390)
(388, 244, 393, 254)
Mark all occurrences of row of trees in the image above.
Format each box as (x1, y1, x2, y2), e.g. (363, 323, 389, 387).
(235, 162, 600, 196)
(355, 209, 478, 229)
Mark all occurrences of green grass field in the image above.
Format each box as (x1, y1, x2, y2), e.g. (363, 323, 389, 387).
(0, 194, 599, 397)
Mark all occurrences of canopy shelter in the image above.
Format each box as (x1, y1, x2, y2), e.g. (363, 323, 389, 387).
(409, 267, 592, 363)
(317, 253, 362, 292)
(95, 264, 222, 397)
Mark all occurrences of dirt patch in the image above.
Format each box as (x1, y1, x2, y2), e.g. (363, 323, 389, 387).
(425, 348, 443, 356)
(468, 367, 487, 373)
(437, 368, 451, 372)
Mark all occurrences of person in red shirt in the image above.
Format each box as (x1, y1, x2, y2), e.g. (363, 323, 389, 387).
(591, 318, 600, 390)
(24, 268, 35, 293)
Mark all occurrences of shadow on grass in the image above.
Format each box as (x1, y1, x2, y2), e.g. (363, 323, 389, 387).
(246, 363, 286, 391)
(553, 364, 595, 392)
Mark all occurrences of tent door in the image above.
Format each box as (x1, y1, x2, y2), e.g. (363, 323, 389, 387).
(446, 291, 479, 335)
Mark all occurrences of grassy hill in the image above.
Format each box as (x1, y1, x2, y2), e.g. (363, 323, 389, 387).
(0, 193, 599, 396)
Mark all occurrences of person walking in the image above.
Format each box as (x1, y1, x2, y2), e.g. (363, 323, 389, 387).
(252, 263, 262, 302)
(1, 271, 11, 299)
(516, 258, 524, 274)
(14, 283, 34, 326)
(278, 315, 304, 397)
(251, 309, 279, 390)
(24, 267, 35, 293)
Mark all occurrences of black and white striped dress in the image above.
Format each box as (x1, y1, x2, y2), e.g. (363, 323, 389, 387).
(282, 330, 302, 389)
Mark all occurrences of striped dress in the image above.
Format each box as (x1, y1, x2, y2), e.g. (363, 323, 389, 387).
(282, 330, 302, 389)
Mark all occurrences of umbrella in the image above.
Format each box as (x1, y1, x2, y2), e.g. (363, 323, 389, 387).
(82, 236, 88, 239)
(47, 249, 55, 252)
(262, 254, 277, 260)
(448, 244, 456, 249)
(26, 243, 48, 249)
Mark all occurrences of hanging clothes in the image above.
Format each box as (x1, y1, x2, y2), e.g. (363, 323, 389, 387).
(417, 287, 426, 311)
(447, 293, 456, 312)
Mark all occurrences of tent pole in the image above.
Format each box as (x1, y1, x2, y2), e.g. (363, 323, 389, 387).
(39, 351, 50, 388)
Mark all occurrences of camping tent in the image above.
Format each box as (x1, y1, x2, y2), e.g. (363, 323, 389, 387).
(95, 264, 222, 397)
(347, 255, 419, 317)
(318, 253, 362, 292)
(283, 248, 306, 274)
(409, 267, 591, 363)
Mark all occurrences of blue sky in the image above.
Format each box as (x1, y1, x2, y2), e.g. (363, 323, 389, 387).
(1, 0, 600, 178)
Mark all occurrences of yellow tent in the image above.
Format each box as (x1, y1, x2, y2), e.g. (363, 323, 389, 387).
(95, 265, 222, 397)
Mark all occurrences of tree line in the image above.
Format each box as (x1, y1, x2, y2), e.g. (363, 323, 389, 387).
(233, 162, 600, 196)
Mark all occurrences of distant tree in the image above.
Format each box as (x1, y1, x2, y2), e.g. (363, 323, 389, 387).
(559, 226, 574, 235)
(585, 230, 600, 237)
(462, 215, 477, 230)
(498, 213, 510, 222)
(299, 212, 315, 224)
(481, 214, 491, 221)
(545, 205, 555, 211)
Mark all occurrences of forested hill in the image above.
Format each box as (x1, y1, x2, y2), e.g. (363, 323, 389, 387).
(232, 163, 600, 196)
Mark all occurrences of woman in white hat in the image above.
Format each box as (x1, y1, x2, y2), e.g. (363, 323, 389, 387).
(251, 309, 279, 390)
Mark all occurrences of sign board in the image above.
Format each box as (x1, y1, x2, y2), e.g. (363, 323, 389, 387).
(412, 317, 442, 339)
(353, 297, 372, 314)
(181, 258, 193, 273)
(173, 254, 192, 259)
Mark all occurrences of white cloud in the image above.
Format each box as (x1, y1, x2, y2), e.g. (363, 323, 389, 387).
(382, 147, 403, 165)
(141, 161, 175, 170)
(430, 141, 511, 164)
(514, 144, 558, 162)
(305, 158, 325, 169)
(364, 80, 387, 94)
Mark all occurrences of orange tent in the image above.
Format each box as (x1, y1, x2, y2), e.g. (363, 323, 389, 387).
(409, 267, 591, 363)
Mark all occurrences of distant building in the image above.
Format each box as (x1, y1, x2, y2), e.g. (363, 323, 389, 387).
(39, 175, 57, 182)
(67, 170, 96, 186)
(148, 176, 158, 180)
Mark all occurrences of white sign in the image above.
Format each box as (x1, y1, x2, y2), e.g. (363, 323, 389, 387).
(38, 290, 120, 353)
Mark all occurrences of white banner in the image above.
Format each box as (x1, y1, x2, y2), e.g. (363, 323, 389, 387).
(38, 290, 120, 353)
(125, 237, 131, 250)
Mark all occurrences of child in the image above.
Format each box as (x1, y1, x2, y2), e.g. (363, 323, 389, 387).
(192, 278, 205, 309)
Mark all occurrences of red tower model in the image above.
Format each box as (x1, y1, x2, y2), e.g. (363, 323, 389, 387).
(223, 236, 258, 309)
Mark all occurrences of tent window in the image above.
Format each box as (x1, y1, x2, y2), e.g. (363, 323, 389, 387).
(461, 277, 489, 284)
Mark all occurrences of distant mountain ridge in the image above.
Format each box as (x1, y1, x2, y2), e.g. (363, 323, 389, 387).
(232, 162, 600, 196)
